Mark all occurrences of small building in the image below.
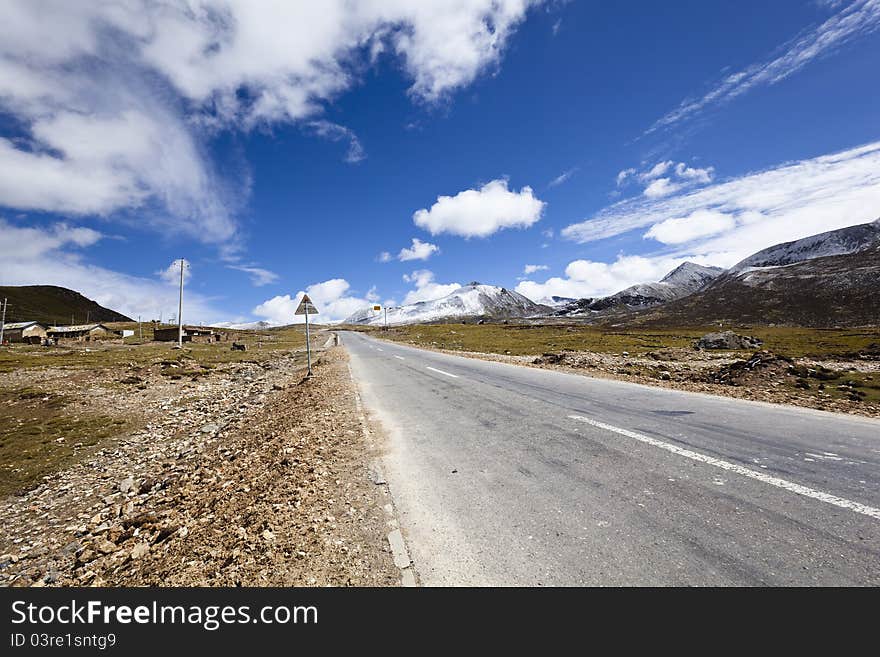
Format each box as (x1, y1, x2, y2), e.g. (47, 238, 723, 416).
(153, 325, 221, 343)
(2, 321, 49, 344)
(46, 323, 122, 342)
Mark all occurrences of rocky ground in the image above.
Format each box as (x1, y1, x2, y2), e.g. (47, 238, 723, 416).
(411, 344, 880, 418)
(0, 341, 401, 587)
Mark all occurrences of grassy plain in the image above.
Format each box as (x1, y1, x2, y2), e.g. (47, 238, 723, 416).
(360, 322, 880, 359)
(0, 325, 314, 495)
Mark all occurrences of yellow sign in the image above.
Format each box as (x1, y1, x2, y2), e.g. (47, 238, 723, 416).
(373, 305, 381, 311)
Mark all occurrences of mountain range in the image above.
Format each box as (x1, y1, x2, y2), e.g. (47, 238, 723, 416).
(344, 218, 880, 328)
(634, 218, 880, 327)
(7, 220, 878, 330)
(343, 283, 549, 325)
(553, 262, 723, 316)
(210, 320, 273, 330)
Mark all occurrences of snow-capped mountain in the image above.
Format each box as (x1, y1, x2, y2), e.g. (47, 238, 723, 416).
(732, 217, 880, 270)
(555, 262, 723, 316)
(660, 261, 726, 288)
(343, 282, 550, 325)
(210, 320, 274, 330)
(636, 218, 880, 327)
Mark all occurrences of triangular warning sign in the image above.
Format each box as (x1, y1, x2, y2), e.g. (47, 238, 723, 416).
(295, 294, 319, 315)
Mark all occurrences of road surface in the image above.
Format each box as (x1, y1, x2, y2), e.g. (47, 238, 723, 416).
(341, 331, 880, 585)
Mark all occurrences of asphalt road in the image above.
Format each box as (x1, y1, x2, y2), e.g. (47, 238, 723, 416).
(341, 331, 880, 585)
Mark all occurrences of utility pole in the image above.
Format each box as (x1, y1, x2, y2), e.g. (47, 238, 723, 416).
(0, 298, 7, 344)
(177, 257, 185, 348)
(384, 306, 388, 330)
(138, 315, 142, 340)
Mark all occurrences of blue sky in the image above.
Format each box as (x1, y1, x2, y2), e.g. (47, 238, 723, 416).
(2, 0, 880, 324)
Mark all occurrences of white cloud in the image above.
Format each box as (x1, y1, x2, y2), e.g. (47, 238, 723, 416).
(644, 209, 736, 245)
(253, 277, 374, 324)
(562, 140, 880, 268)
(226, 265, 279, 287)
(643, 178, 681, 198)
(523, 264, 549, 275)
(252, 296, 300, 326)
(616, 168, 636, 186)
(548, 168, 577, 188)
(0, 219, 223, 323)
(0, 105, 238, 246)
(413, 179, 545, 237)
(515, 254, 713, 302)
(640, 161, 673, 181)
(402, 269, 461, 304)
(647, 0, 880, 133)
(675, 162, 714, 183)
(378, 251, 393, 263)
(386, 1, 542, 103)
(0, 1, 541, 245)
(618, 160, 715, 199)
(398, 237, 439, 261)
(0, 220, 102, 261)
(158, 259, 191, 285)
(366, 286, 380, 303)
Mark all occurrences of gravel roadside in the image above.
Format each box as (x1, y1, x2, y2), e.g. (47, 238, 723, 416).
(0, 346, 399, 587)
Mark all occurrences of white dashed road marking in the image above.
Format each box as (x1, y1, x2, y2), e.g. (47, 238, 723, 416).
(426, 366, 458, 379)
(568, 414, 880, 521)
(394, 355, 405, 360)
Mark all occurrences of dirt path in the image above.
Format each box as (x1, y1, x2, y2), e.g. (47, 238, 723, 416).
(0, 346, 399, 587)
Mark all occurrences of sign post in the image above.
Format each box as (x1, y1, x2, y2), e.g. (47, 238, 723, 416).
(295, 294, 319, 376)
(372, 304, 384, 330)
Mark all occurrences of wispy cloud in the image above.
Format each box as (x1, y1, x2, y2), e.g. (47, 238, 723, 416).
(0, 219, 222, 322)
(646, 0, 880, 134)
(548, 167, 578, 188)
(307, 120, 366, 164)
(158, 259, 191, 285)
(226, 264, 279, 287)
